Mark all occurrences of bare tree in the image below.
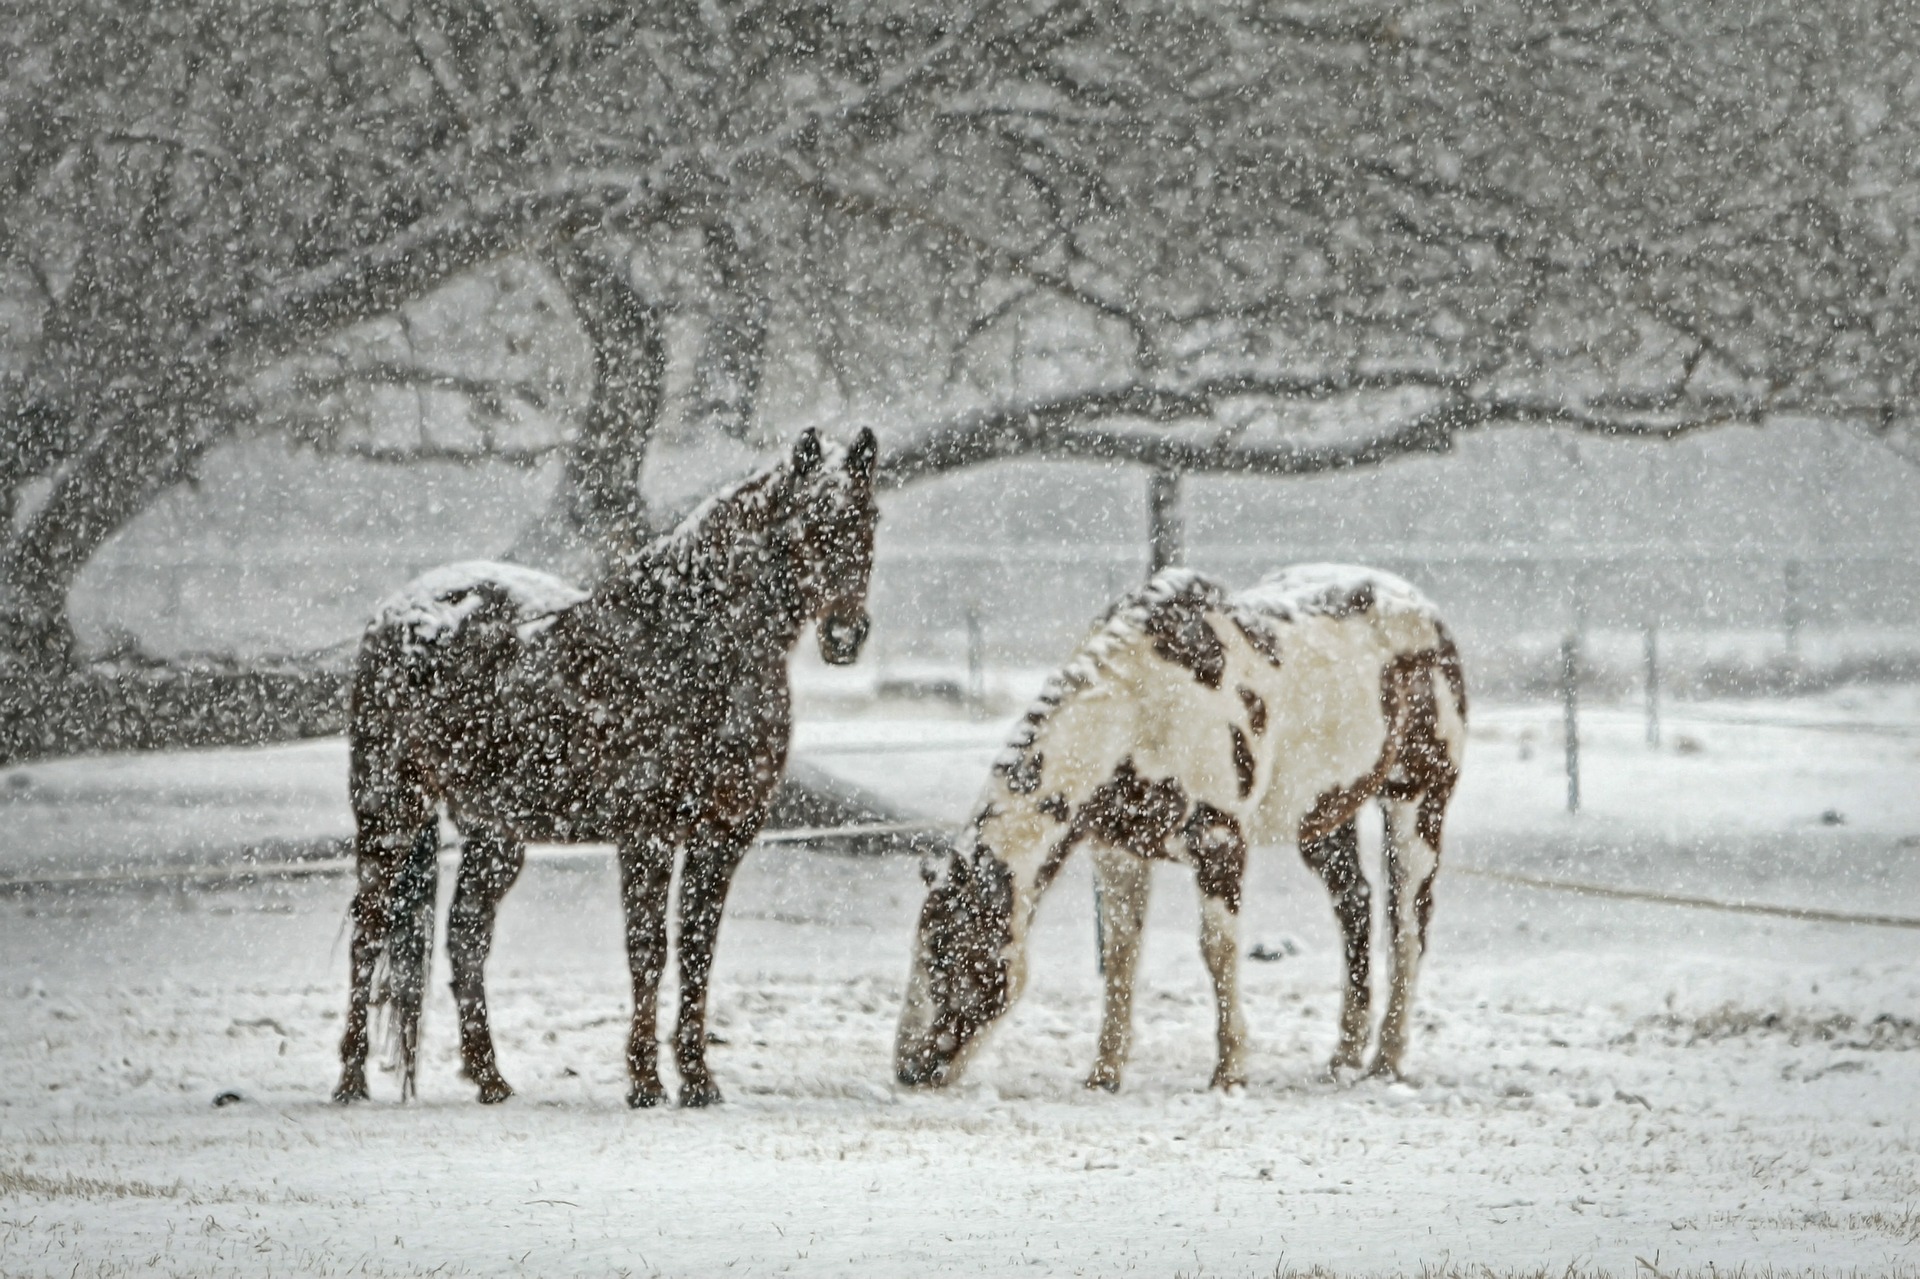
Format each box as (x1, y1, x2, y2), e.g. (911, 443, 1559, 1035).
(3, 0, 1916, 758)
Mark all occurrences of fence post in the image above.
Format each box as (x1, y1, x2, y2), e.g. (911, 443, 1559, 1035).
(1783, 559, 1802, 658)
(1148, 466, 1183, 576)
(965, 604, 986, 718)
(1561, 634, 1581, 814)
(1643, 624, 1660, 748)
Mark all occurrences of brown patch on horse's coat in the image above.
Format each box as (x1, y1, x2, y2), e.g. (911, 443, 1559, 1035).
(1032, 756, 1190, 895)
(1038, 757, 1249, 909)
(1229, 725, 1256, 798)
(1038, 793, 1071, 823)
(1183, 803, 1248, 913)
(1298, 644, 1459, 848)
(1077, 757, 1190, 859)
(1237, 686, 1267, 735)
(1142, 591, 1225, 689)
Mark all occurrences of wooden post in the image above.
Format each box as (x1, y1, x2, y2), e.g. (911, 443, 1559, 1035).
(1783, 559, 1802, 658)
(965, 604, 986, 718)
(1643, 624, 1660, 748)
(1561, 634, 1581, 814)
(1148, 466, 1183, 576)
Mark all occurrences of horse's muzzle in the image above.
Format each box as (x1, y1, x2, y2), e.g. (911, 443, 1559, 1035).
(817, 611, 871, 666)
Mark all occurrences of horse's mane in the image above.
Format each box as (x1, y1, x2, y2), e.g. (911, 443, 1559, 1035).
(598, 454, 795, 603)
(566, 441, 853, 643)
(992, 568, 1231, 773)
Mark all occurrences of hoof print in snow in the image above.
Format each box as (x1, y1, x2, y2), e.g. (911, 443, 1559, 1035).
(211, 1090, 245, 1107)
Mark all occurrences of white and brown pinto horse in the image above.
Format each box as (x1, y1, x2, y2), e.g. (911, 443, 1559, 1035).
(335, 428, 878, 1108)
(897, 565, 1465, 1092)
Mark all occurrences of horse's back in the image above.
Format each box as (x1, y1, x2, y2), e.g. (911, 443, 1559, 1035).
(1235, 563, 1446, 644)
(370, 560, 587, 650)
(350, 561, 586, 809)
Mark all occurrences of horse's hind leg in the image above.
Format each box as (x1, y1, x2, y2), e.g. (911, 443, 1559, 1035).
(1300, 817, 1370, 1076)
(1372, 791, 1447, 1079)
(335, 808, 429, 1103)
(673, 827, 754, 1108)
(447, 826, 526, 1104)
(386, 822, 441, 1100)
(617, 834, 674, 1109)
(1087, 843, 1151, 1092)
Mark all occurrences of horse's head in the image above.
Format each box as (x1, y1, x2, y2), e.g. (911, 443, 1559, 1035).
(778, 426, 878, 666)
(895, 835, 1015, 1088)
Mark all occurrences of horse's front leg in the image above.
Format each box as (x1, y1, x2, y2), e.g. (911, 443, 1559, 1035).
(1086, 843, 1150, 1092)
(1300, 816, 1370, 1077)
(673, 826, 754, 1108)
(617, 835, 675, 1109)
(1189, 808, 1250, 1091)
(447, 826, 526, 1103)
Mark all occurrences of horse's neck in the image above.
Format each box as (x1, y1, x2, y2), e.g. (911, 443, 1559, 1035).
(975, 653, 1141, 944)
(566, 525, 799, 664)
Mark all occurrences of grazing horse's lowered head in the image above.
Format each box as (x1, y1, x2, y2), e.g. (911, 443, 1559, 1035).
(895, 832, 1018, 1088)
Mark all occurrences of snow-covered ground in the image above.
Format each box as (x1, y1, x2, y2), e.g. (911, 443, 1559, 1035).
(3, 684, 1918, 1276)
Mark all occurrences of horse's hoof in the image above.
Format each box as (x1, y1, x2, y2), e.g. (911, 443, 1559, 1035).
(1209, 1071, 1247, 1093)
(678, 1081, 724, 1109)
(626, 1086, 668, 1110)
(475, 1079, 514, 1104)
(1362, 1059, 1403, 1082)
(332, 1084, 369, 1105)
(1084, 1070, 1121, 1093)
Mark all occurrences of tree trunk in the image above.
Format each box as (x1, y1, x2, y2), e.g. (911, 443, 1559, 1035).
(511, 243, 668, 575)
(2, 360, 225, 676)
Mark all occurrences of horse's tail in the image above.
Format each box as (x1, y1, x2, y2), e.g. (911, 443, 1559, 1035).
(1433, 622, 1468, 725)
(382, 821, 440, 1101)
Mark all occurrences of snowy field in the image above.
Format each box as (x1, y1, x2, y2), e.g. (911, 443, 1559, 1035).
(3, 684, 1919, 1276)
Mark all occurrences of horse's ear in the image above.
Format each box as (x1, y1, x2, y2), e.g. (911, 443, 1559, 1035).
(792, 428, 823, 477)
(848, 427, 877, 479)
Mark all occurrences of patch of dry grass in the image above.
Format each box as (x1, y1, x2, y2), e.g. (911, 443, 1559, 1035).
(1645, 1004, 1920, 1051)
(0, 1165, 181, 1201)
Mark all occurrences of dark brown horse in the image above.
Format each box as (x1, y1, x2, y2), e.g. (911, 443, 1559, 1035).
(334, 428, 878, 1108)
